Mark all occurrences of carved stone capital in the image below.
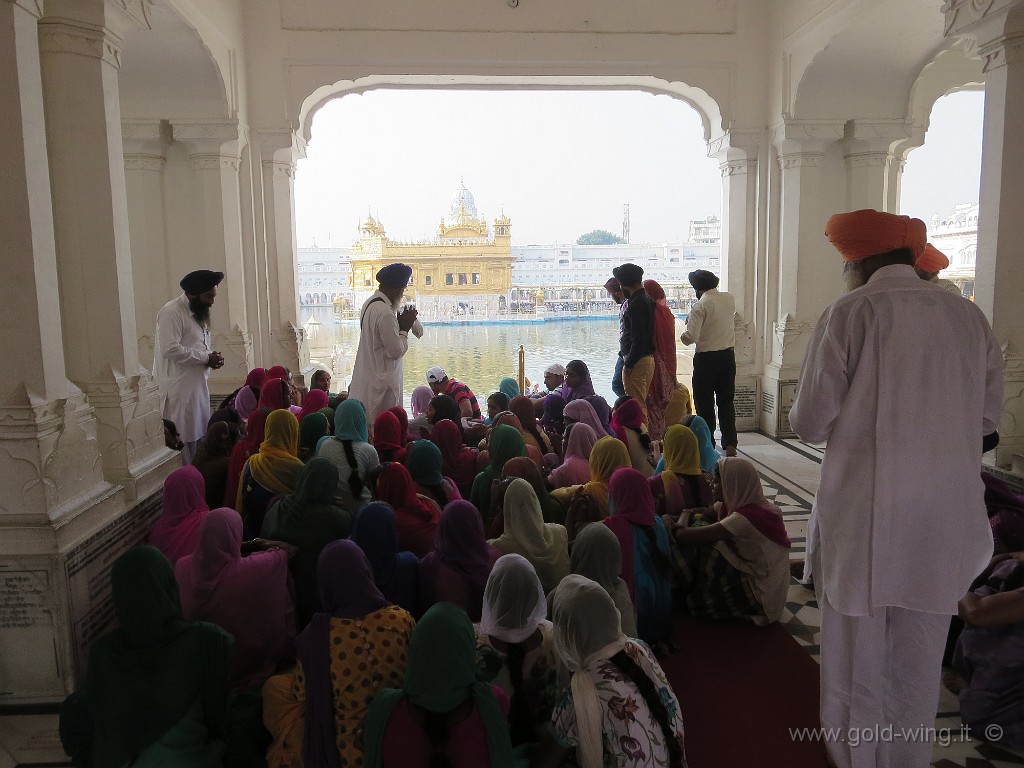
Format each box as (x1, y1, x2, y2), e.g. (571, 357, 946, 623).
(123, 154, 165, 172)
(707, 128, 762, 160)
(38, 20, 121, 68)
(771, 314, 816, 364)
(4, 0, 45, 19)
(770, 119, 846, 146)
(777, 153, 823, 170)
(720, 159, 758, 177)
(843, 153, 892, 169)
(190, 155, 241, 172)
(978, 31, 1024, 71)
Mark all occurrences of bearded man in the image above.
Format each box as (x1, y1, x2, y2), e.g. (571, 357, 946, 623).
(790, 209, 1003, 768)
(153, 270, 225, 462)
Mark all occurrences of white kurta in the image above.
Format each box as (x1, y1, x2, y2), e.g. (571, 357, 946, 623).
(347, 291, 410, 421)
(789, 264, 1003, 616)
(153, 294, 212, 444)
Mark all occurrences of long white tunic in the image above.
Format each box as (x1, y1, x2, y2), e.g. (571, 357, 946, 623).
(153, 294, 212, 443)
(789, 264, 1003, 616)
(347, 291, 409, 420)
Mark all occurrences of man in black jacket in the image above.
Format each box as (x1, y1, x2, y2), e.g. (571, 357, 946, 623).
(613, 263, 656, 423)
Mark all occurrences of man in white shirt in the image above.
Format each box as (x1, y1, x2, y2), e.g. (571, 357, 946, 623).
(679, 270, 737, 455)
(153, 270, 225, 462)
(789, 209, 1003, 768)
(347, 263, 419, 425)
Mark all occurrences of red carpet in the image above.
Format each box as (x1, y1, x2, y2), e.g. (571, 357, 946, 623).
(662, 614, 826, 768)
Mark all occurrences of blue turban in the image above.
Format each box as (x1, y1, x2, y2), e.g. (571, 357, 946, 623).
(180, 269, 224, 294)
(376, 263, 412, 288)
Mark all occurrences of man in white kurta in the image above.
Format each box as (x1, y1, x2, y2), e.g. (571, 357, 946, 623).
(153, 270, 225, 462)
(789, 210, 1003, 768)
(347, 263, 420, 424)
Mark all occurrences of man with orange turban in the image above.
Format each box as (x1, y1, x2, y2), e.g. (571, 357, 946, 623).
(790, 209, 1003, 768)
(915, 243, 963, 295)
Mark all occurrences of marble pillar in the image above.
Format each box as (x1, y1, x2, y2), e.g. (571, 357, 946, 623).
(945, 0, 1024, 468)
(763, 120, 846, 435)
(841, 119, 913, 212)
(174, 120, 254, 392)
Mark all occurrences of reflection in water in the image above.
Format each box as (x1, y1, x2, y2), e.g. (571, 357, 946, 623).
(336, 318, 622, 405)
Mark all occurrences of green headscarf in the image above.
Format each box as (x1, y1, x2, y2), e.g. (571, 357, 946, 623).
(406, 439, 444, 487)
(75, 546, 232, 767)
(499, 377, 521, 401)
(299, 412, 331, 460)
(363, 603, 512, 768)
(334, 398, 368, 442)
(470, 425, 527, 514)
(317, 406, 335, 432)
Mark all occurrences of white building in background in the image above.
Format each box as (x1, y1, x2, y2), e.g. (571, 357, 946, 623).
(297, 245, 351, 308)
(929, 203, 978, 298)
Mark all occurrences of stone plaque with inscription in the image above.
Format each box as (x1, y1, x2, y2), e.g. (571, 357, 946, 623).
(734, 376, 758, 431)
(0, 565, 60, 699)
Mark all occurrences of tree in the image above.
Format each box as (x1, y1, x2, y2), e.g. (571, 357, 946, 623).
(576, 229, 625, 245)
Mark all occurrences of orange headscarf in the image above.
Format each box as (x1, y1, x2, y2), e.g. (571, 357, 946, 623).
(824, 209, 927, 261)
(916, 243, 949, 273)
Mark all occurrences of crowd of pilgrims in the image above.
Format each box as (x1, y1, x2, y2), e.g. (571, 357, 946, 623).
(60, 358, 802, 768)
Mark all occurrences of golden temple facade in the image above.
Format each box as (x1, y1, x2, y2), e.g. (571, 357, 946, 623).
(350, 183, 513, 315)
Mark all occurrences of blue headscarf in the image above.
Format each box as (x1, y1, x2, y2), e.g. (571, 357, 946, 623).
(334, 399, 368, 442)
(499, 377, 520, 401)
(655, 414, 720, 474)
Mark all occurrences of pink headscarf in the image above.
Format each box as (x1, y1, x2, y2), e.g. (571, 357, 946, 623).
(174, 508, 294, 690)
(149, 465, 210, 565)
(244, 368, 267, 388)
(610, 397, 645, 443)
(563, 399, 610, 440)
(548, 422, 598, 488)
(258, 378, 290, 411)
(298, 389, 329, 422)
(411, 386, 434, 418)
(233, 385, 258, 422)
(604, 467, 656, 601)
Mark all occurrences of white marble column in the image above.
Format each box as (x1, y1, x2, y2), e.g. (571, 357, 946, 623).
(841, 119, 913, 212)
(174, 121, 254, 390)
(39, 0, 173, 501)
(709, 128, 763, 432)
(258, 130, 309, 384)
(122, 119, 171, 369)
(945, 0, 1024, 469)
(763, 120, 845, 435)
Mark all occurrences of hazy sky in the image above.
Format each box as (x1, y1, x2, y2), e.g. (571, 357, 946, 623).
(295, 88, 984, 247)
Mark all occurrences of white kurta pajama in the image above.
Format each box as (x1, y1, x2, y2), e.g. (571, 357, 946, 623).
(347, 291, 419, 422)
(153, 294, 213, 451)
(790, 264, 1003, 768)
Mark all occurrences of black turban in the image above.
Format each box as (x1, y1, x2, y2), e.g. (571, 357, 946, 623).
(612, 263, 644, 286)
(180, 270, 224, 295)
(687, 270, 720, 292)
(376, 263, 412, 288)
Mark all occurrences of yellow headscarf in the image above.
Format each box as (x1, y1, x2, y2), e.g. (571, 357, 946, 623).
(663, 385, 692, 429)
(662, 425, 701, 476)
(240, 409, 304, 502)
(583, 436, 631, 516)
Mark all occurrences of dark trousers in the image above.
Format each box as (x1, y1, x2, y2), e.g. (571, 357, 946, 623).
(612, 354, 625, 398)
(692, 348, 737, 449)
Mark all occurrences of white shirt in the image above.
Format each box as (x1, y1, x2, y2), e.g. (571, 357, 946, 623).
(789, 264, 1003, 616)
(347, 291, 410, 421)
(680, 288, 736, 352)
(153, 294, 212, 443)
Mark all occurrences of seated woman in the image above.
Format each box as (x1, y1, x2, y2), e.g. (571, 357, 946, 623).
(363, 603, 513, 768)
(296, 388, 329, 423)
(351, 501, 419, 615)
(297, 411, 330, 463)
(262, 457, 353, 628)
(471, 424, 528, 525)
(406, 439, 461, 510)
(567, 522, 637, 638)
(952, 554, 1024, 748)
(386, 406, 412, 446)
(485, 391, 509, 425)
(432, 418, 479, 500)
(558, 436, 631, 542)
(192, 421, 239, 511)
(419, 500, 499, 620)
(263, 540, 415, 768)
(257, 376, 292, 412)
(540, 392, 566, 455)
(373, 410, 407, 463)
(374, 462, 440, 558)
(532, 575, 686, 768)
(611, 397, 655, 477)
(604, 468, 674, 650)
(487, 478, 569, 594)
(548, 422, 598, 489)
(510, 395, 553, 455)
(656, 414, 719, 476)
(499, 376, 521, 403)
(59, 547, 233, 768)
(650, 424, 715, 517)
(476, 554, 563, 747)
(224, 409, 270, 509)
(149, 465, 211, 565)
(664, 457, 791, 625)
(488, 457, 564, 534)
(408, 385, 434, 436)
(560, 359, 597, 403)
(423, 393, 463, 440)
(563, 398, 612, 438)
(481, 412, 546, 469)
(175, 509, 295, 692)
(231, 384, 259, 428)
(316, 398, 380, 514)
(237, 409, 304, 540)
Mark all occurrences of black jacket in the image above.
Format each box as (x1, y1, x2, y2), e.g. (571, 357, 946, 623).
(619, 288, 656, 367)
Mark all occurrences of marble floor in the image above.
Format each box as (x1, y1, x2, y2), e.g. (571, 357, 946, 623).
(1, 430, 1020, 767)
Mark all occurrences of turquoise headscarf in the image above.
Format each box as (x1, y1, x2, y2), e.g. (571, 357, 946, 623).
(362, 603, 512, 768)
(406, 440, 445, 487)
(334, 399, 368, 442)
(498, 377, 520, 401)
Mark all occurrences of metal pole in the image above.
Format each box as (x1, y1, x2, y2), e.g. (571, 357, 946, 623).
(517, 344, 526, 394)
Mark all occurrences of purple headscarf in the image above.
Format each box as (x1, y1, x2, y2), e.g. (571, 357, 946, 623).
(296, 539, 389, 768)
(232, 385, 258, 423)
(564, 398, 615, 438)
(421, 501, 497, 612)
(541, 392, 567, 434)
(585, 395, 615, 436)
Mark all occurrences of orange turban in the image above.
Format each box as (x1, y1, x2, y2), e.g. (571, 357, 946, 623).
(824, 209, 927, 262)
(916, 243, 949, 273)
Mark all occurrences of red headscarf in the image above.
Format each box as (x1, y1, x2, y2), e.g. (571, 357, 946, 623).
(223, 409, 270, 509)
(257, 378, 290, 411)
(372, 411, 406, 463)
(374, 463, 439, 557)
(603, 466, 657, 601)
(386, 406, 410, 446)
(244, 368, 267, 388)
(610, 397, 645, 443)
(431, 419, 479, 499)
(266, 365, 288, 381)
(298, 389, 329, 422)
(825, 209, 927, 261)
(917, 242, 950, 272)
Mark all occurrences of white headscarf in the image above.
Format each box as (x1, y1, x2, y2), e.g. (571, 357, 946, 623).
(716, 456, 771, 511)
(487, 478, 570, 593)
(479, 554, 548, 644)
